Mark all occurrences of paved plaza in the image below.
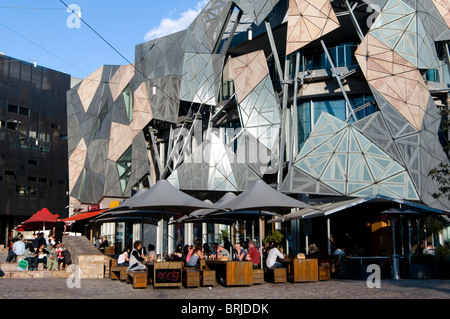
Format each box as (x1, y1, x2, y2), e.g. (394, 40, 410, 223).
(0, 276, 449, 299)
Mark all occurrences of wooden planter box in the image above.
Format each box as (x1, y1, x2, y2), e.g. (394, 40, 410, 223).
(408, 263, 439, 279)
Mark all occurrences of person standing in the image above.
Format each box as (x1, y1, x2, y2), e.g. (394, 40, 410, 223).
(53, 217, 66, 244)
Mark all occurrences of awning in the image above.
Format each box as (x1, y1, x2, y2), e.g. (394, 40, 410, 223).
(63, 209, 107, 222)
(268, 194, 449, 224)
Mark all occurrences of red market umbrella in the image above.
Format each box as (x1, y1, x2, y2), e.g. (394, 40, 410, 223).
(20, 208, 64, 231)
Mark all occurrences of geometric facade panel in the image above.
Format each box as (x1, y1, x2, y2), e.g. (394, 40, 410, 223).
(232, 0, 281, 25)
(286, 0, 340, 55)
(355, 33, 431, 130)
(290, 112, 420, 200)
(180, 53, 224, 106)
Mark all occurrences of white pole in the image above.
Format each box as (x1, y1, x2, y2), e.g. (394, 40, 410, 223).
(327, 218, 331, 255)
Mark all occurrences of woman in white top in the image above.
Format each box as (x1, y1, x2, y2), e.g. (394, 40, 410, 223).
(127, 241, 147, 272)
(117, 248, 130, 266)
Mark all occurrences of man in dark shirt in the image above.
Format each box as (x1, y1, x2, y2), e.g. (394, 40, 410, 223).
(53, 217, 66, 244)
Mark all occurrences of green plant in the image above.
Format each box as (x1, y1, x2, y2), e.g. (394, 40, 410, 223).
(219, 228, 229, 241)
(436, 245, 450, 261)
(411, 253, 436, 264)
(263, 230, 284, 246)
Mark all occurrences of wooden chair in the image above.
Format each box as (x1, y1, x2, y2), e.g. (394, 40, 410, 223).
(127, 271, 148, 289)
(200, 269, 215, 286)
(266, 267, 287, 283)
(252, 268, 265, 285)
(183, 269, 200, 288)
(319, 262, 331, 281)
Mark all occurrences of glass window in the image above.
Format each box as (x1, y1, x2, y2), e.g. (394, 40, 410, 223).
(122, 84, 133, 123)
(297, 100, 311, 151)
(314, 98, 347, 123)
(90, 101, 108, 142)
(117, 146, 132, 194)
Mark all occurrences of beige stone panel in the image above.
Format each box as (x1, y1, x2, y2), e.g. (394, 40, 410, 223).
(109, 64, 135, 101)
(69, 138, 87, 192)
(229, 50, 269, 102)
(78, 66, 104, 112)
(108, 123, 134, 162)
(431, 0, 450, 28)
(286, 0, 339, 55)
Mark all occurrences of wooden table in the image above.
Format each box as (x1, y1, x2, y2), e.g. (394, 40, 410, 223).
(204, 260, 253, 287)
(144, 261, 183, 288)
(280, 258, 319, 282)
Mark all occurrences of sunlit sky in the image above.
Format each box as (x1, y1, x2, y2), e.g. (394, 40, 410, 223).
(0, 0, 207, 79)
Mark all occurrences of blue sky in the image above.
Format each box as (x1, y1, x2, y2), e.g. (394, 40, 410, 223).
(0, 0, 207, 79)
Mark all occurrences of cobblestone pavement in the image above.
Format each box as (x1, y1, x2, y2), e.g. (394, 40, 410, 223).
(0, 277, 449, 299)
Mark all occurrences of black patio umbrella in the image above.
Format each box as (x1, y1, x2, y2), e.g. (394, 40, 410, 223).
(101, 180, 219, 255)
(212, 180, 319, 268)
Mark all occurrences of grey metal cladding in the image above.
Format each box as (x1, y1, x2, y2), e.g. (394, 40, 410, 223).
(232, 0, 281, 25)
(146, 76, 181, 124)
(187, 0, 234, 53)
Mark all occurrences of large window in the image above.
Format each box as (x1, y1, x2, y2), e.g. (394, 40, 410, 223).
(299, 42, 358, 72)
(297, 94, 377, 151)
(117, 146, 132, 194)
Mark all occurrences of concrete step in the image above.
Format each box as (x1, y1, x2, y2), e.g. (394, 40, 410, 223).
(1, 269, 71, 279)
(1, 262, 71, 279)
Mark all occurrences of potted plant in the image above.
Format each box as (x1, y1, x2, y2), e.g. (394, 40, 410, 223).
(409, 253, 438, 279)
(436, 245, 450, 279)
(262, 230, 284, 247)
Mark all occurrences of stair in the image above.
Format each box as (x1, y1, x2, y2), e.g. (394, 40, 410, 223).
(0, 261, 71, 279)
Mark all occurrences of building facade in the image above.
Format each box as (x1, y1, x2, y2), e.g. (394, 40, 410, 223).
(0, 54, 71, 246)
(67, 0, 450, 252)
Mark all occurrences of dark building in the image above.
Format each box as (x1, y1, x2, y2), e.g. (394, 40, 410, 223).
(0, 54, 70, 246)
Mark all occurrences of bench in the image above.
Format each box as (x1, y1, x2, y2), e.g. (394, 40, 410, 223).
(183, 269, 200, 288)
(319, 263, 331, 281)
(252, 268, 264, 285)
(111, 266, 128, 281)
(266, 267, 287, 283)
(126, 271, 148, 289)
(200, 269, 215, 287)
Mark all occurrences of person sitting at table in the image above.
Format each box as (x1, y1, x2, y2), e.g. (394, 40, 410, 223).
(266, 242, 284, 269)
(217, 243, 231, 260)
(211, 243, 218, 258)
(203, 243, 212, 258)
(234, 243, 247, 261)
(423, 243, 436, 256)
(245, 240, 261, 269)
(173, 244, 183, 260)
(333, 246, 348, 262)
(185, 245, 194, 264)
(127, 240, 147, 272)
(186, 244, 204, 269)
(147, 244, 157, 261)
(182, 245, 190, 263)
(117, 248, 130, 267)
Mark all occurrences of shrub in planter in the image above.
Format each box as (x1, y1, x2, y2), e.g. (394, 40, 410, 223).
(409, 254, 438, 279)
(436, 246, 450, 279)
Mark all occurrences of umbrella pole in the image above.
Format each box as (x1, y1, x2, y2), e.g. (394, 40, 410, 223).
(259, 210, 263, 269)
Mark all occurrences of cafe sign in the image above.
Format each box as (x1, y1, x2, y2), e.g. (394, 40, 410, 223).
(154, 269, 182, 284)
